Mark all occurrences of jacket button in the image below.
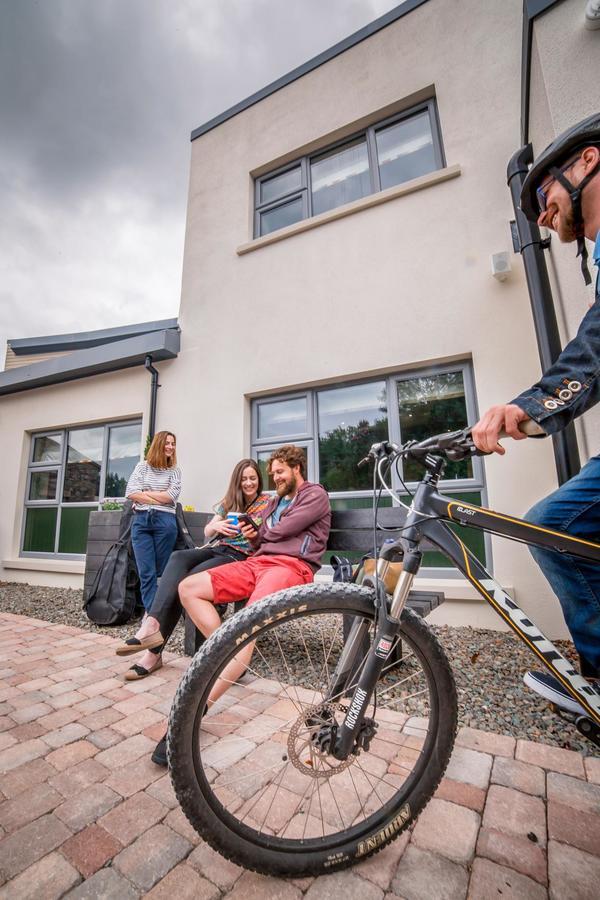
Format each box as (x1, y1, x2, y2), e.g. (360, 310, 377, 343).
(568, 381, 582, 392)
(558, 389, 572, 401)
(544, 399, 558, 410)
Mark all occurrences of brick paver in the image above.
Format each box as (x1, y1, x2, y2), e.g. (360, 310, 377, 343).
(0, 611, 598, 898)
(490, 756, 546, 797)
(112, 823, 192, 892)
(482, 784, 546, 847)
(468, 857, 547, 899)
(60, 823, 123, 878)
(145, 863, 219, 900)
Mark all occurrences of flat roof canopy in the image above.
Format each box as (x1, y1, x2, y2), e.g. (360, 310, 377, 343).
(1, 321, 180, 396)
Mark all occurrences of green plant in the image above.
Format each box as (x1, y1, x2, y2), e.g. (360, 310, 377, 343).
(101, 500, 124, 511)
(144, 433, 152, 459)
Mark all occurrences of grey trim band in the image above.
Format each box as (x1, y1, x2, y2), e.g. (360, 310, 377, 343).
(9, 318, 179, 355)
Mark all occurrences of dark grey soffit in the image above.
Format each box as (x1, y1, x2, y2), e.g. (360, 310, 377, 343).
(9, 318, 179, 355)
(0, 329, 180, 397)
(525, 0, 564, 17)
(190, 0, 431, 142)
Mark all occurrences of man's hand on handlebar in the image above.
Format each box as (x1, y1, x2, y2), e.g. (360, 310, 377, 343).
(471, 404, 531, 455)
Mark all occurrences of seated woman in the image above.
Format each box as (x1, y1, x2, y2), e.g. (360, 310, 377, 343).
(115, 458, 269, 680)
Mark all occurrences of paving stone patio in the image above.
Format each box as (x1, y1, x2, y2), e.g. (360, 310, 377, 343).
(0, 611, 599, 899)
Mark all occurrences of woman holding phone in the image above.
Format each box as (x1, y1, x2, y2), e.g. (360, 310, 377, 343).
(116, 458, 269, 680)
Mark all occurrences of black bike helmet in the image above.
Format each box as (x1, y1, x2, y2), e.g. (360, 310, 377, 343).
(520, 111, 600, 284)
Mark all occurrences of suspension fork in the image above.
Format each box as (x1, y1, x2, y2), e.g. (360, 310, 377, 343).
(331, 549, 422, 760)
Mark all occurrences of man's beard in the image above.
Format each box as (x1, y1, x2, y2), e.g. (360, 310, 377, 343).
(557, 204, 578, 242)
(276, 475, 296, 497)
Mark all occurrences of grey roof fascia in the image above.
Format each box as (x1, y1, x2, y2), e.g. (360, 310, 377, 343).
(190, 0, 431, 142)
(9, 318, 179, 355)
(525, 0, 564, 17)
(0, 329, 180, 397)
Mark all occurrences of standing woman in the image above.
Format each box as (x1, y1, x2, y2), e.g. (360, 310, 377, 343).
(126, 431, 181, 624)
(116, 459, 269, 679)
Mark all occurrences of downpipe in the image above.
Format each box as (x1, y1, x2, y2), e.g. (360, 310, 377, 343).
(507, 145, 580, 485)
(144, 355, 160, 441)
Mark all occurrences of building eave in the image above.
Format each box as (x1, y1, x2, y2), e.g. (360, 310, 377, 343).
(8, 318, 179, 355)
(0, 328, 180, 397)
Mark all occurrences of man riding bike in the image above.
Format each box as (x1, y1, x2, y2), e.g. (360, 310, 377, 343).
(472, 112, 600, 716)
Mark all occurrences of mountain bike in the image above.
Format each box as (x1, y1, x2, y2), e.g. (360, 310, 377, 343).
(169, 428, 600, 877)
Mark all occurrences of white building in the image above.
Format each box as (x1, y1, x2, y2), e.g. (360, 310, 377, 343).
(1, 0, 598, 638)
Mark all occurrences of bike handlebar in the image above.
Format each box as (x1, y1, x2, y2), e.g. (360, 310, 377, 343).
(358, 420, 547, 467)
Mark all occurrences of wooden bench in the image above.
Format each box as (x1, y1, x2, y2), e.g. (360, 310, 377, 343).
(180, 507, 444, 655)
(83, 507, 445, 656)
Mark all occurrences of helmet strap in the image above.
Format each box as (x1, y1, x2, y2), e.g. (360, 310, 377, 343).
(549, 160, 600, 286)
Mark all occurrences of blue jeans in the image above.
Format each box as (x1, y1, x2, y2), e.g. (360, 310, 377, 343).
(131, 510, 178, 611)
(525, 455, 600, 673)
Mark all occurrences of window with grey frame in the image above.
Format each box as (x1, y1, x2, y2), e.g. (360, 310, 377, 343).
(22, 420, 142, 558)
(250, 363, 489, 569)
(254, 99, 445, 237)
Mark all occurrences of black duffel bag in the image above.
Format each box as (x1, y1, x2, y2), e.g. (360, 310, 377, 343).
(84, 500, 141, 625)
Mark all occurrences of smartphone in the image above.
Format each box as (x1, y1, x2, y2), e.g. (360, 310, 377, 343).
(238, 513, 260, 531)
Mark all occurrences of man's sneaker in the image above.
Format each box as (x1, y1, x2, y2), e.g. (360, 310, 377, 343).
(524, 670, 596, 717)
(585, 0, 600, 29)
(151, 734, 168, 767)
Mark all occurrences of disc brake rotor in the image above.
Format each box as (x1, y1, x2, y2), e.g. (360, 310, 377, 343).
(287, 701, 354, 778)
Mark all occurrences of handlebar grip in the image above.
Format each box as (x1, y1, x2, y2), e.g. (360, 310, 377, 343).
(499, 420, 546, 438)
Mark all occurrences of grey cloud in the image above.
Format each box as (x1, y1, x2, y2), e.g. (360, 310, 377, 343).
(0, 0, 398, 361)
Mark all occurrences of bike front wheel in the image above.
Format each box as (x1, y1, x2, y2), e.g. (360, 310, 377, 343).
(169, 582, 457, 877)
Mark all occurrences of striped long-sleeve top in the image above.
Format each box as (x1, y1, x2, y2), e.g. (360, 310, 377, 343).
(125, 462, 182, 514)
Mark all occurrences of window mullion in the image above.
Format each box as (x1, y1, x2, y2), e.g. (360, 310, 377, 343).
(303, 156, 313, 218)
(366, 127, 380, 193)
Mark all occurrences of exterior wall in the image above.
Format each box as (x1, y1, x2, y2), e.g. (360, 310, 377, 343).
(0, 365, 160, 588)
(168, 0, 571, 636)
(530, 0, 600, 459)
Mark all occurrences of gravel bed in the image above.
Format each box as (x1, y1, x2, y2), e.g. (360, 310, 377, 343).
(1, 580, 597, 756)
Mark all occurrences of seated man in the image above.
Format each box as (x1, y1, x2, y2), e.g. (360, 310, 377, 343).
(151, 443, 331, 766)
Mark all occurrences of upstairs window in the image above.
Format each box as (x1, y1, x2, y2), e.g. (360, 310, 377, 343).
(254, 99, 444, 237)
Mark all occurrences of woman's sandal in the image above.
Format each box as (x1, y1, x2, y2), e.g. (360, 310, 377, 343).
(124, 657, 163, 681)
(115, 633, 164, 656)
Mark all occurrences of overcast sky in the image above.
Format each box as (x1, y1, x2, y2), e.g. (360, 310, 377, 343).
(0, 0, 400, 367)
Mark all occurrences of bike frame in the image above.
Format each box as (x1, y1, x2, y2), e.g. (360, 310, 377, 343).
(388, 475, 600, 725)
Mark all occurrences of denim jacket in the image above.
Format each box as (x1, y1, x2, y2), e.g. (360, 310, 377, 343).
(511, 273, 600, 435)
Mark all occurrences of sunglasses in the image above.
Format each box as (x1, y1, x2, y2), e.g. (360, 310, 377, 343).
(536, 155, 581, 214)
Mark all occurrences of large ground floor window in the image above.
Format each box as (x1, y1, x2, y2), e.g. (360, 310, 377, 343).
(251, 363, 487, 569)
(22, 419, 142, 558)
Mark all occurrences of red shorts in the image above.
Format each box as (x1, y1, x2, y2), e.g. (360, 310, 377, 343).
(208, 555, 314, 606)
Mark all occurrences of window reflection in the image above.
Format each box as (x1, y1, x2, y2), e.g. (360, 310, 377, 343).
(376, 111, 436, 190)
(260, 197, 303, 236)
(258, 397, 307, 440)
(397, 372, 471, 481)
(318, 382, 388, 491)
(260, 167, 302, 205)
(62, 427, 103, 502)
(105, 424, 142, 497)
(29, 470, 58, 501)
(311, 138, 370, 216)
(32, 434, 62, 464)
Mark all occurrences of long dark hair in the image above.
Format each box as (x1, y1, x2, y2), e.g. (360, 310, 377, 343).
(220, 459, 263, 514)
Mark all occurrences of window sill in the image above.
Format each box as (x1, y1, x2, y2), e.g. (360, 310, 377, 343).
(238, 164, 461, 255)
(3, 558, 86, 575)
